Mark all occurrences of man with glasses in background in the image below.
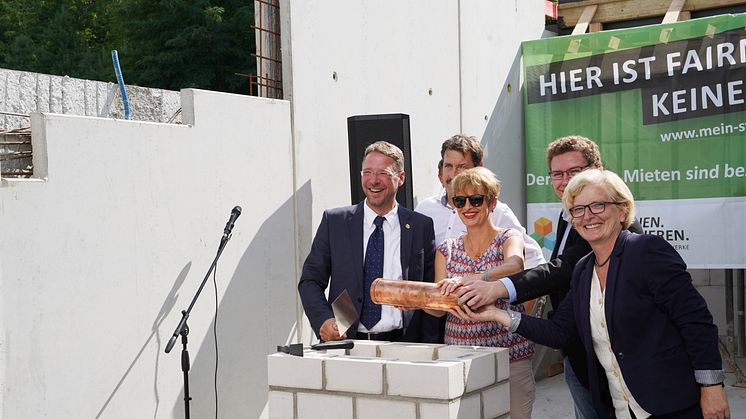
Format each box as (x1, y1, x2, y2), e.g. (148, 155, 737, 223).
(448, 135, 643, 419)
(298, 141, 438, 343)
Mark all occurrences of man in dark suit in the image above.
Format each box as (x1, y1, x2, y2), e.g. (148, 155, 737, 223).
(298, 141, 437, 343)
(451, 136, 642, 419)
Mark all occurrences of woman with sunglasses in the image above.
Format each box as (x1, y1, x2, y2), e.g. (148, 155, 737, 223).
(424, 167, 536, 419)
(451, 169, 730, 419)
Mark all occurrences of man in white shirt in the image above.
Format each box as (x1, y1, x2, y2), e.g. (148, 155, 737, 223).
(415, 134, 545, 268)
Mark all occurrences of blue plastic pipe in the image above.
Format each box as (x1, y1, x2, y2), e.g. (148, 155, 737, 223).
(111, 50, 130, 120)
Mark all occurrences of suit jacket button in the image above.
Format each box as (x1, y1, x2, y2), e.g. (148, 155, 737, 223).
(617, 352, 624, 359)
(357, 298, 362, 302)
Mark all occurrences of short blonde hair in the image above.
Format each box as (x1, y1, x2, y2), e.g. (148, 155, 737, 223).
(562, 169, 635, 228)
(451, 167, 501, 203)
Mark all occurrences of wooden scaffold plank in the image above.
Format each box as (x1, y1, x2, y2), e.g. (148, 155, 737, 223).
(663, 0, 688, 23)
(572, 5, 599, 34)
(559, 0, 746, 29)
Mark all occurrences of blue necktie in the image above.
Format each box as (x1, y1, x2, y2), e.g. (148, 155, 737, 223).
(361, 216, 385, 329)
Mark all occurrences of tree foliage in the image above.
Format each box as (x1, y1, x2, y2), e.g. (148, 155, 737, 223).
(0, 0, 255, 94)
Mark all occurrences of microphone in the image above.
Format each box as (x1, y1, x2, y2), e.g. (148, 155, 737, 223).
(223, 206, 242, 238)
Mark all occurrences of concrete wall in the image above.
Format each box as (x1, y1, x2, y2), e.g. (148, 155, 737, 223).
(0, 68, 181, 175)
(0, 2, 553, 414)
(0, 90, 294, 418)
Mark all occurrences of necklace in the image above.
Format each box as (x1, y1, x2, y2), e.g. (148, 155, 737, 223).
(594, 254, 612, 268)
(466, 235, 489, 259)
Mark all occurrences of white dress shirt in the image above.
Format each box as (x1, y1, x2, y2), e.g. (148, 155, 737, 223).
(556, 210, 573, 256)
(359, 200, 403, 333)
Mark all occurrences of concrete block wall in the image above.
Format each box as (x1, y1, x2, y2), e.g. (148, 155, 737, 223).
(0, 68, 181, 129)
(267, 342, 511, 419)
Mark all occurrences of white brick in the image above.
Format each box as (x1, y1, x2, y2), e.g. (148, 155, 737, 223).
(0, 70, 7, 111)
(356, 398, 416, 419)
(18, 72, 36, 112)
(84, 79, 97, 116)
(439, 351, 495, 392)
(482, 381, 510, 418)
(50, 75, 63, 113)
(96, 83, 113, 117)
(62, 77, 85, 114)
(494, 349, 509, 382)
(419, 393, 480, 419)
(347, 340, 383, 357)
(268, 390, 294, 419)
(325, 356, 385, 394)
(36, 74, 51, 112)
(379, 342, 444, 361)
(302, 348, 340, 358)
(297, 392, 352, 419)
(437, 345, 475, 358)
(386, 359, 464, 399)
(438, 345, 510, 383)
(267, 353, 323, 390)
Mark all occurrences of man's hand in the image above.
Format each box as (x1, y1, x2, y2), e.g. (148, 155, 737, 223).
(319, 318, 346, 342)
(700, 385, 730, 419)
(454, 278, 508, 309)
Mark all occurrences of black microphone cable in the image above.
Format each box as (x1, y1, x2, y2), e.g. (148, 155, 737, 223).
(212, 261, 219, 419)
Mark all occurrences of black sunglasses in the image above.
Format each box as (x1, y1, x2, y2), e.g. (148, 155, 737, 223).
(452, 194, 485, 208)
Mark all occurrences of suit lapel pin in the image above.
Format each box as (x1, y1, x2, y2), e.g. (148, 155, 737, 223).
(405, 223, 411, 229)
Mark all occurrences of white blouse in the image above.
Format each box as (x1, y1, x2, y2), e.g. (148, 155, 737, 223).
(589, 268, 651, 419)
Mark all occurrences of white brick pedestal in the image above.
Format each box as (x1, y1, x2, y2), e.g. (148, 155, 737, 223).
(267, 341, 510, 419)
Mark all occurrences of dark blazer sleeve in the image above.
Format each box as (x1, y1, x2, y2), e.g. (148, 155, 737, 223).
(640, 235, 721, 371)
(509, 219, 643, 304)
(509, 235, 591, 304)
(403, 213, 442, 343)
(297, 210, 335, 337)
(514, 262, 585, 350)
(422, 215, 436, 284)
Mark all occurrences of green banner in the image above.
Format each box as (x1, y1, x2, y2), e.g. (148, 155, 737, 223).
(522, 14, 746, 268)
(523, 14, 746, 203)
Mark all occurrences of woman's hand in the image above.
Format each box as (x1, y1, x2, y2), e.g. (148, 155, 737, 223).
(700, 385, 730, 419)
(449, 302, 503, 324)
(437, 277, 464, 295)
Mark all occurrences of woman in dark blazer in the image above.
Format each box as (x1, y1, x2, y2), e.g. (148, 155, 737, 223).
(451, 169, 730, 419)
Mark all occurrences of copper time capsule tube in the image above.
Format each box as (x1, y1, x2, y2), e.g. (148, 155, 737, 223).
(370, 278, 458, 311)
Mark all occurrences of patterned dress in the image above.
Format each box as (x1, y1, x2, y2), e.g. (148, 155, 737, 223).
(438, 228, 535, 362)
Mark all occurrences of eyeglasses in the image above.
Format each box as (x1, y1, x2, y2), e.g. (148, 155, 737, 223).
(568, 201, 623, 218)
(452, 194, 485, 209)
(361, 170, 399, 178)
(549, 165, 591, 181)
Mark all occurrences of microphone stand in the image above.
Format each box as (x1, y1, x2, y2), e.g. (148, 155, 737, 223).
(165, 232, 233, 419)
